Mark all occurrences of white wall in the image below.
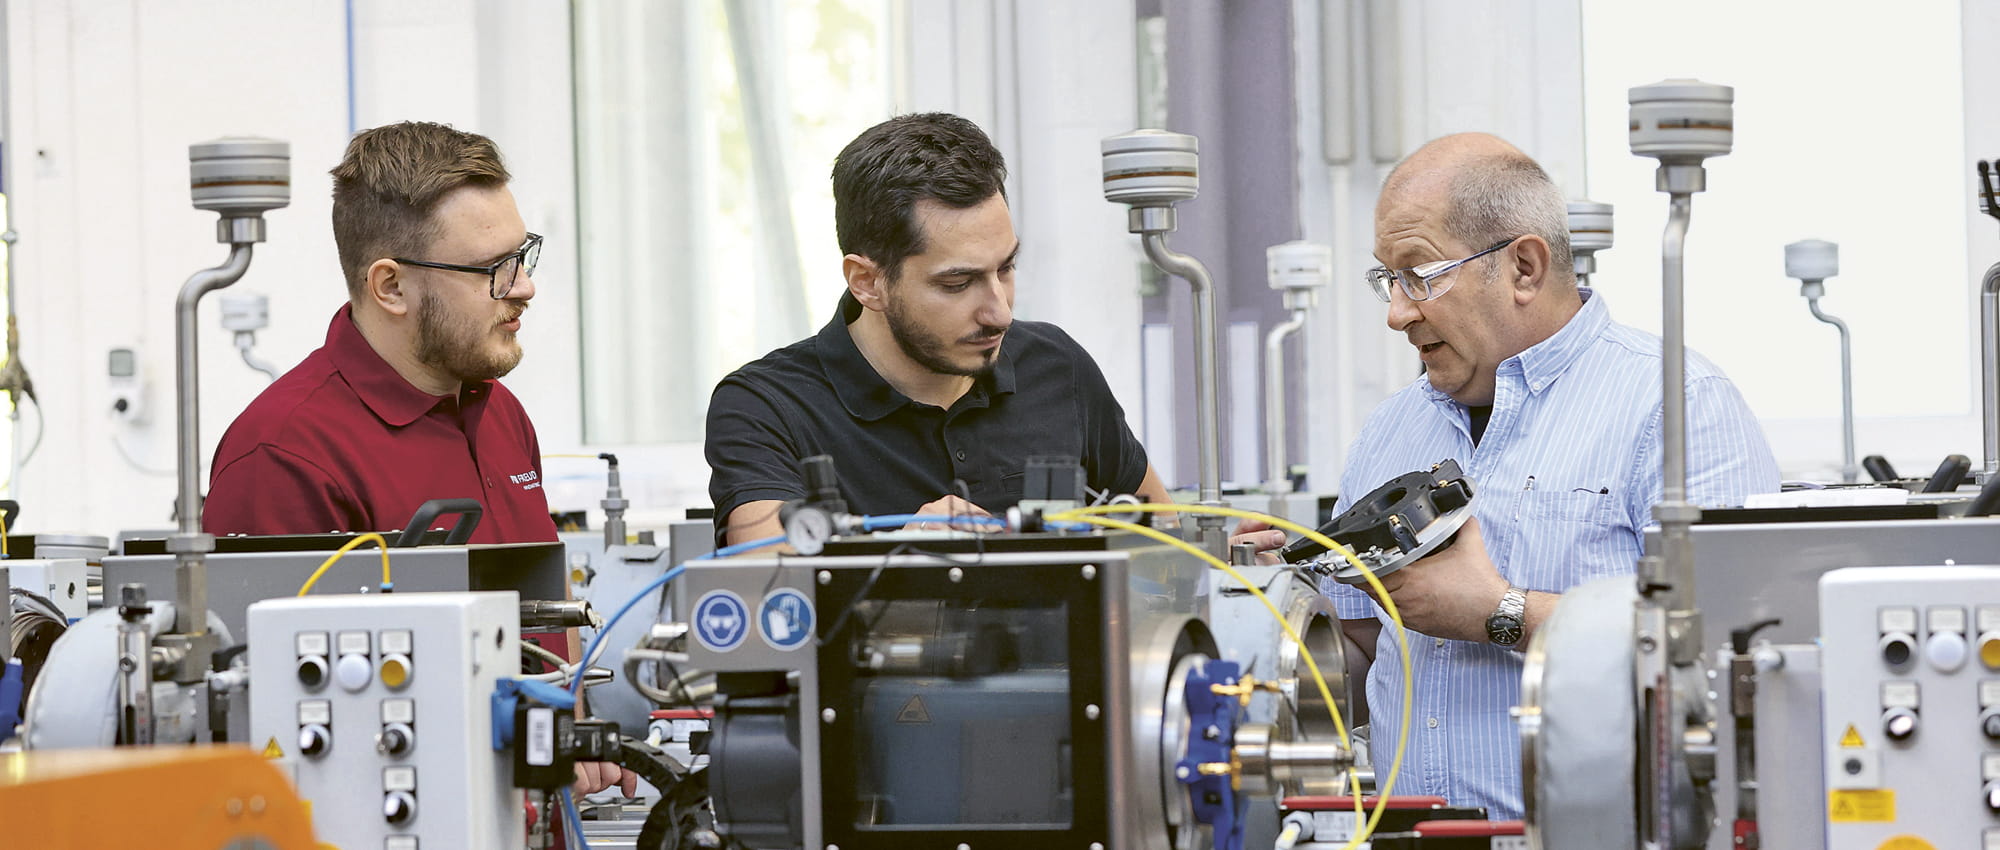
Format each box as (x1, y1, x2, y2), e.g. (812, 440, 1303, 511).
(1579, 0, 1978, 482)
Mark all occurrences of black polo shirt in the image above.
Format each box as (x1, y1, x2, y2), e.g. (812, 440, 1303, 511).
(705, 296, 1150, 525)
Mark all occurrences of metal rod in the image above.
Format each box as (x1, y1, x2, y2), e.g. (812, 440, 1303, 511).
(115, 584, 154, 746)
(1141, 232, 1226, 555)
(1806, 295, 1856, 483)
(1982, 261, 2000, 482)
(1661, 194, 1691, 507)
(172, 242, 254, 635)
(1264, 308, 1307, 493)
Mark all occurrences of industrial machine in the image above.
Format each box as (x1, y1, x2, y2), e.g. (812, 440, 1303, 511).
(1519, 78, 2000, 850)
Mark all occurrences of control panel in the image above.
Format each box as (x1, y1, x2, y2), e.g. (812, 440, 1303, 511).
(248, 592, 524, 849)
(1821, 566, 2000, 850)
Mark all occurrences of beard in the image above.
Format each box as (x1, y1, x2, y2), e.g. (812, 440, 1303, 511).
(414, 286, 525, 384)
(884, 295, 1004, 378)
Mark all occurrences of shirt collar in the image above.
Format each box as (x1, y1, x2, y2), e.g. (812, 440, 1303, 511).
(324, 304, 472, 427)
(819, 292, 1016, 422)
(1420, 287, 1609, 406)
(1512, 286, 1609, 396)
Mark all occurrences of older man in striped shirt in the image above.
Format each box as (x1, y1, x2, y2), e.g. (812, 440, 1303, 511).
(1328, 133, 1780, 818)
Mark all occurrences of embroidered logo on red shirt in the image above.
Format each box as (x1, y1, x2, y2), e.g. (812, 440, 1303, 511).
(510, 470, 541, 491)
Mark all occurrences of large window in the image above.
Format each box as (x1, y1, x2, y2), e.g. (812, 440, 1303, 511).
(574, 0, 896, 444)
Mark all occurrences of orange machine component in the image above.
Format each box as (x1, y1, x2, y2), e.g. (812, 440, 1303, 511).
(0, 746, 318, 849)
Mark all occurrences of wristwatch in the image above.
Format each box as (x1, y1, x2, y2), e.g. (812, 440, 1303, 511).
(1486, 585, 1528, 647)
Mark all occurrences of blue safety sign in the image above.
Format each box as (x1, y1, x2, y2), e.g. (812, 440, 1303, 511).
(693, 590, 750, 652)
(759, 588, 815, 650)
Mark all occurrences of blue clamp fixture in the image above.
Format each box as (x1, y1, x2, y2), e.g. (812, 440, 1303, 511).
(490, 677, 577, 751)
(1178, 658, 1248, 850)
(0, 659, 23, 743)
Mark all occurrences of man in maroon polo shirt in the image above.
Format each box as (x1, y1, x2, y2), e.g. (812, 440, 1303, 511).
(206, 121, 634, 797)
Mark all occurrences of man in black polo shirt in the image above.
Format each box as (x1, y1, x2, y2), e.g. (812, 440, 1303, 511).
(705, 112, 1168, 544)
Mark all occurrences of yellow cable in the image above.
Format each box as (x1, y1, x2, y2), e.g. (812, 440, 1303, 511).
(1050, 502, 1415, 849)
(296, 532, 392, 597)
(2, 510, 9, 559)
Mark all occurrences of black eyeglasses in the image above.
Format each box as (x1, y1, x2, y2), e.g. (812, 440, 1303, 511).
(394, 232, 542, 300)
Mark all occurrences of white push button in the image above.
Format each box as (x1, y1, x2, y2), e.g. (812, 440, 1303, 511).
(336, 653, 372, 692)
(1928, 630, 1969, 672)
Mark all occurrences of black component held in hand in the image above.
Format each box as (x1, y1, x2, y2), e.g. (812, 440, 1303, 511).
(1280, 459, 1474, 563)
(1861, 455, 1898, 483)
(394, 498, 484, 547)
(1921, 455, 1971, 493)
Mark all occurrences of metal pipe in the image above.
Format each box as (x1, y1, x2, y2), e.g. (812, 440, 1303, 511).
(1661, 194, 1691, 508)
(171, 242, 254, 635)
(1141, 232, 1226, 554)
(233, 331, 280, 382)
(1982, 261, 2000, 482)
(1264, 308, 1307, 493)
(1805, 294, 1856, 483)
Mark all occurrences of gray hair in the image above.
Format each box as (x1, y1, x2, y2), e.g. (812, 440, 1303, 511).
(1443, 155, 1573, 285)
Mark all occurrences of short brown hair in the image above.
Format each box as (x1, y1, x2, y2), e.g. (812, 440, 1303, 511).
(330, 122, 510, 298)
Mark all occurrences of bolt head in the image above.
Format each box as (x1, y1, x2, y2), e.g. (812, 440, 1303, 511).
(1081, 564, 1097, 581)
(948, 567, 964, 583)
(817, 570, 833, 585)
(821, 708, 837, 724)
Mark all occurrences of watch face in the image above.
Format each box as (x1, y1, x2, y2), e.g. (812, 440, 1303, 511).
(1488, 615, 1524, 646)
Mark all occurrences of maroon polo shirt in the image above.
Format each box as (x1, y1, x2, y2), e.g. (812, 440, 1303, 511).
(206, 305, 557, 544)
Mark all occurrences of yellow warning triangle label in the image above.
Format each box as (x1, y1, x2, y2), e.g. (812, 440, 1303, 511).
(261, 736, 284, 759)
(896, 695, 932, 724)
(1839, 724, 1865, 748)
(1831, 798, 1855, 819)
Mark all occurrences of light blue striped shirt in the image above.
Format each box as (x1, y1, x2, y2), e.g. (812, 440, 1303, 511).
(1328, 288, 1779, 819)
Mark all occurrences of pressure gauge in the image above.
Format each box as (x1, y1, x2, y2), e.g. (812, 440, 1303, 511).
(783, 505, 837, 556)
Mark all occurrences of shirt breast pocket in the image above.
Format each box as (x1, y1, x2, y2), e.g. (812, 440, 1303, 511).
(1510, 489, 1628, 588)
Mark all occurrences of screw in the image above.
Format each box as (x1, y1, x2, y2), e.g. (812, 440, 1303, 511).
(1081, 565, 1097, 581)
(949, 567, 964, 583)
(1177, 766, 1190, 779)
(1638, 634, 1659, 652)
(818, 570, 833, 585)
(958, 845, 971, 850)
(1204, 725, 1221, 741)
(1092, 844, 1105, 850)
(1844, 758, 1863, 775)
(1085, 704, 1101, 720)
(822, 708, 837, 724)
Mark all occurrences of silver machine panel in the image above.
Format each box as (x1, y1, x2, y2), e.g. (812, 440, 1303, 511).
(102, 541, 569, 641)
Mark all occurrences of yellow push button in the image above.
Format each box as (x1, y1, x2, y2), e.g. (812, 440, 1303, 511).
(1979, 632, 2000, 669)
(379, 653, 412, 690)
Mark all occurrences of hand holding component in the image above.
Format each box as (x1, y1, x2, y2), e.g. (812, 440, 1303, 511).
(1355, 516, 1507, 643)
(1227, 517, 1288, 565)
